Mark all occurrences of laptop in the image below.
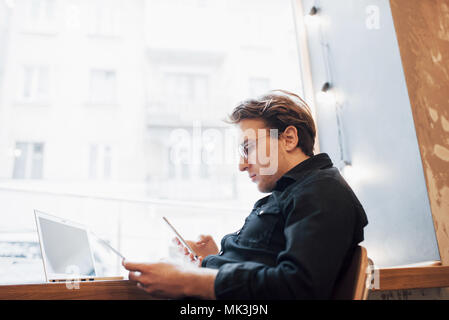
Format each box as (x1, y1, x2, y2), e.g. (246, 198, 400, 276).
(34, 210, 123, 283)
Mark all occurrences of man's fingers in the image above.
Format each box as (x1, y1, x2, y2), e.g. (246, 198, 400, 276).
(198, 235, 211, 242)
(123, 261, 146, 272)
(136, 281, 154, 294)
(128, 271, 142, 282)
(172, 237, 181, 246)
(197, 235, 212, 245)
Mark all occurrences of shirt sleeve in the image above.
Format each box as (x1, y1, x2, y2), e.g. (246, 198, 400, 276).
(213, 178, 358, 300)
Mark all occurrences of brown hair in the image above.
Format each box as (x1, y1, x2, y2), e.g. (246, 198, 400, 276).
(227, 90, 316, 157)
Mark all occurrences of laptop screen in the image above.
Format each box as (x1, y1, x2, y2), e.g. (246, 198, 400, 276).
(37, 215, 96, 279)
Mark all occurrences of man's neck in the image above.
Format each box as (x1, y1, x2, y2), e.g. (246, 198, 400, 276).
(282, 153, 311, 177)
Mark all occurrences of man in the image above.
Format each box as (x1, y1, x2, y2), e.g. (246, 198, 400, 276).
(123, 90, 368, 299)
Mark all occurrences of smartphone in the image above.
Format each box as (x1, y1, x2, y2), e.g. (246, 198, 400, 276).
(162, 216, 198, 260)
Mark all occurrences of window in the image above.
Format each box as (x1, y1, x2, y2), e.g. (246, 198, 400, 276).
(0, 0, 303, 284)
(89, 144, 113, 180)
(167, 159, 191, 181)
(89, 70, 117, 104)
(20, 66, 49, 103)
(167, 143, 191, 181)
(200, 147, 210, 179)
(88, 0, 121, 37)
(23, 0, 56, 33)
(12, 142, 44, 179)
(164, 73, 209, 112)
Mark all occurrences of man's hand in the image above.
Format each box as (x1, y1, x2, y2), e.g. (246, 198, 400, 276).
(174, 234, 219, 263)
(122, 260, 218, 299)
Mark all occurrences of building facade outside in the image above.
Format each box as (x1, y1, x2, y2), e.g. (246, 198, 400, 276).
(0, 0, 303, 283)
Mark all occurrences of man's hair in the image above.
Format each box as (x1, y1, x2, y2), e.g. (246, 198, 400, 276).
(227, 90, 317, 157)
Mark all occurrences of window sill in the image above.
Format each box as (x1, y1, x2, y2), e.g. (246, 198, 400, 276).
(373, 261, 449, 291)
(84, 102, 120, 108)
(13, 101, 51, 108)
(20, 29, 58, 37)
(86, 33, 122, 40)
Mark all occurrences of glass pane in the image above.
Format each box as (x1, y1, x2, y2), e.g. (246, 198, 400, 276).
(36, 67, 49, 100)
(22, 67, 33, 99)
(12, 142, 28, 179)
(103, 146, 111, 179)
(0, 0, 303, 284)
(30, 143, 44, 179)
(89, 144, 98, 179)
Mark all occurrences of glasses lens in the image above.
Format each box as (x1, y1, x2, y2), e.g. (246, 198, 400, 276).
(238, 144, 247, 159)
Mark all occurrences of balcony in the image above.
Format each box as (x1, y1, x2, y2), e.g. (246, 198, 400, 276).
(146, 100, 223, 127)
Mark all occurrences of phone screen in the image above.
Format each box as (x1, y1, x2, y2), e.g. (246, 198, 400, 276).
(162, 217, 198, 259)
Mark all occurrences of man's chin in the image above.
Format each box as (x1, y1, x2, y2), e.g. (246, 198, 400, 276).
(256, 180, 275, 193)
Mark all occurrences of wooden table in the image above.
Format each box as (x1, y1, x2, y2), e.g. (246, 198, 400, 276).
(2, 263, 449, 299)
(0, 280, 153, 300)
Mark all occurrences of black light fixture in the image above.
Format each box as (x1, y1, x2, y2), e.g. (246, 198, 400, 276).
(316, 82, 335, 106)
(321, 82, 331, 92)
(304, 5, 321, 27)
(309, 6, 319, 16)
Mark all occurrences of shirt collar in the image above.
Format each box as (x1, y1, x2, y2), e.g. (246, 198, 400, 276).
(273, 153, 334, 192)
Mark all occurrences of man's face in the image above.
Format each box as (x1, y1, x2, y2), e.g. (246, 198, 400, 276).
(237, 119, 286, 193)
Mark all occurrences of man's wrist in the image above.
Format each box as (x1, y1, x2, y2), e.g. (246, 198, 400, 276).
(182, 268, 218, 300)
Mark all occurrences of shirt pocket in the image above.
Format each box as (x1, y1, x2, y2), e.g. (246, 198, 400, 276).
(237, 203, 281, 249)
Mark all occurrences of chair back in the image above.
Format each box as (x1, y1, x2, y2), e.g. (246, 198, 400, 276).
(331, 246, 371, 300)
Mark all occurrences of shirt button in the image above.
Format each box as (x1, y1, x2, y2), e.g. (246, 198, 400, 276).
(218, 250, 224, 255)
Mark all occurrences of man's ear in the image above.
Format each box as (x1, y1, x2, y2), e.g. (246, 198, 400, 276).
(281, 125, 299, 152)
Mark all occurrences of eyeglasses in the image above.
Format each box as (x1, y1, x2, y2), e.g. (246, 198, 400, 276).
(238, 130, 282, 160)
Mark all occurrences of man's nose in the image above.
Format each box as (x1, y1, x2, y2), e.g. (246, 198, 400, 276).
(239, 156, 249, 172)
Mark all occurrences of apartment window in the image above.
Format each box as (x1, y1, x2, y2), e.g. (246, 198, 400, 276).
(181, 163, 190, 180)
(168, 143, 211, 180)
(249, 77, 270, 97)
(167, 145, 190, 180)
(88, 0, 121, 37)
(103, 146, 112, 179)
(89, 69, 117, 104)
(200, 147, 210, 179)
(23, 0, 56, 32)
(165, 73, 208, 109)
(89, 144, 112, 180)
(20, 66, 49, 102)
(12, 142, 44, 179)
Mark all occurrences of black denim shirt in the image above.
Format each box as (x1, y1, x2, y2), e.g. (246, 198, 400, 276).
(202, 153, 368, 299)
